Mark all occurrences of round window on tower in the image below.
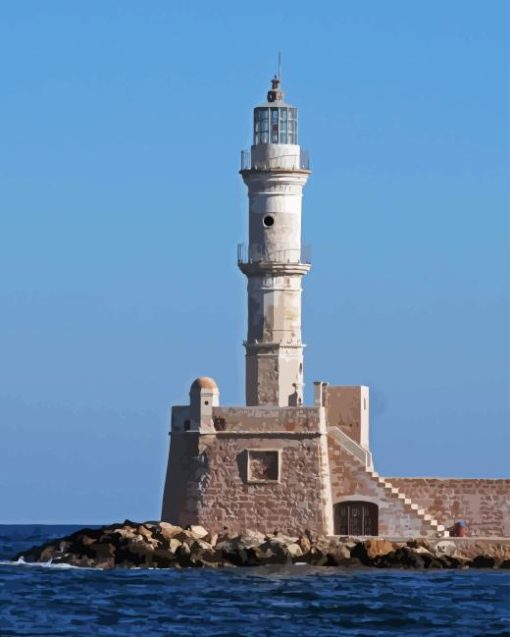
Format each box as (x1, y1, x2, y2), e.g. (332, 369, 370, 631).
(263, 215, 274, 228)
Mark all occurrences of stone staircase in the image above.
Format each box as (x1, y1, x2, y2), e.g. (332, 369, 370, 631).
(365, 466, 447, 537)
(327, 426, 448, 537)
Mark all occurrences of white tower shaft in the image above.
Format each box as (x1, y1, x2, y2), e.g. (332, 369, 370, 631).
(239, 77, 311, 407)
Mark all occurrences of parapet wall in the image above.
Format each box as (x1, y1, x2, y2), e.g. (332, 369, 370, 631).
(387, 478, 510, 537)
(211, 406, 322, 433)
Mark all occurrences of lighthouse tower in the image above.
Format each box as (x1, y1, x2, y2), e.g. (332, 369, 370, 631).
(238, 76, 311, 407)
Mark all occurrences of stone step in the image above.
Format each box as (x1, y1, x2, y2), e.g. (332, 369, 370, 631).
(421, 518, 440, 530)
(402, 502, 423, 515)
(381, 482, 396, 492)
(382, 485, 403, 497)
(401, 501, 436, 522)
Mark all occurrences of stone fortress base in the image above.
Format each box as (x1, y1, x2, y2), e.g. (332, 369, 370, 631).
(162, 378, 510, 538)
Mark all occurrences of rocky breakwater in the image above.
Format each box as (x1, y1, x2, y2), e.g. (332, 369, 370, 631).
(14, 521, 510, 570)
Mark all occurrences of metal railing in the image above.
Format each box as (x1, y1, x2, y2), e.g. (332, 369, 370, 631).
(237, 243, 311, 265)
(241, 150, 251, 170)
(240, 149, 310, 171)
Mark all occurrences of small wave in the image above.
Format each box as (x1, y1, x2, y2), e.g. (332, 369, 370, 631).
(0, 557, 101, 571)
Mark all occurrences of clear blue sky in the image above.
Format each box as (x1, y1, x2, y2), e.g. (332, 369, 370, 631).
(1, 1, 508, 523)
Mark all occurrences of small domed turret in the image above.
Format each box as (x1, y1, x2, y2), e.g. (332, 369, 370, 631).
(189, 376, 220, 431)
(190, 376, 218, 391)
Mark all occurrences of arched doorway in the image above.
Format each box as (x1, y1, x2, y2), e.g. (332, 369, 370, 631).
(334, 501, 378, 536)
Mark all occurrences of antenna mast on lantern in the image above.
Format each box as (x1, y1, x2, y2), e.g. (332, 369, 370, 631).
(277, 52, 282, 80)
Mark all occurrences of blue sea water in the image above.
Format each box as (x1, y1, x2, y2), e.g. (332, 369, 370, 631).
(0, 525, 509, 637)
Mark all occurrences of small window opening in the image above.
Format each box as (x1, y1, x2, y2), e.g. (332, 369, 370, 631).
(213, 417, 226, 432)
(263, 215, 274, 227)
(247, 450, 279, 482)
(204, 400, 209, 405)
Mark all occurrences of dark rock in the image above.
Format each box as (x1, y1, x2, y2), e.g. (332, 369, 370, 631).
(257, 538, 297, 564)
(216, 539, 258, 566)
(470, 555, 496, 568)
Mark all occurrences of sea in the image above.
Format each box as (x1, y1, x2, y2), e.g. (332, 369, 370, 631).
(0, 525, 508, 637)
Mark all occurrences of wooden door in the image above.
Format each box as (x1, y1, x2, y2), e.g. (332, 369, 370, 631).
(335, 501, 378, 536)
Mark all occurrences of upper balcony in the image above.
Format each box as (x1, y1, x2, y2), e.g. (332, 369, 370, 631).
(237, 243, 311, 276)
(241, 148, 310, 172)
(237, 243, 311, 265)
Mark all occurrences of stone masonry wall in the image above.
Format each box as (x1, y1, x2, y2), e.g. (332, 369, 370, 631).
(161, 431, 201, 528)
(194, 433, 331, 535)
(328, 435, 429, 536)
(387, 478, 510, 537)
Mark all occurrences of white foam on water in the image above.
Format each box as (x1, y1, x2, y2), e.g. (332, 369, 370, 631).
(0, 557, 101, 571)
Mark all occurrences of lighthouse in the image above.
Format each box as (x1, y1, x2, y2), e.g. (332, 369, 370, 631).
(238, 75, 311, 407)
(160, 71, 475, 541)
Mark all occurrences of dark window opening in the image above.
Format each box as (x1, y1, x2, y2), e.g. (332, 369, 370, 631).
(263, 215, 274, 227)
(213, 417, 226, 432)
(247, 450, 279, 482)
